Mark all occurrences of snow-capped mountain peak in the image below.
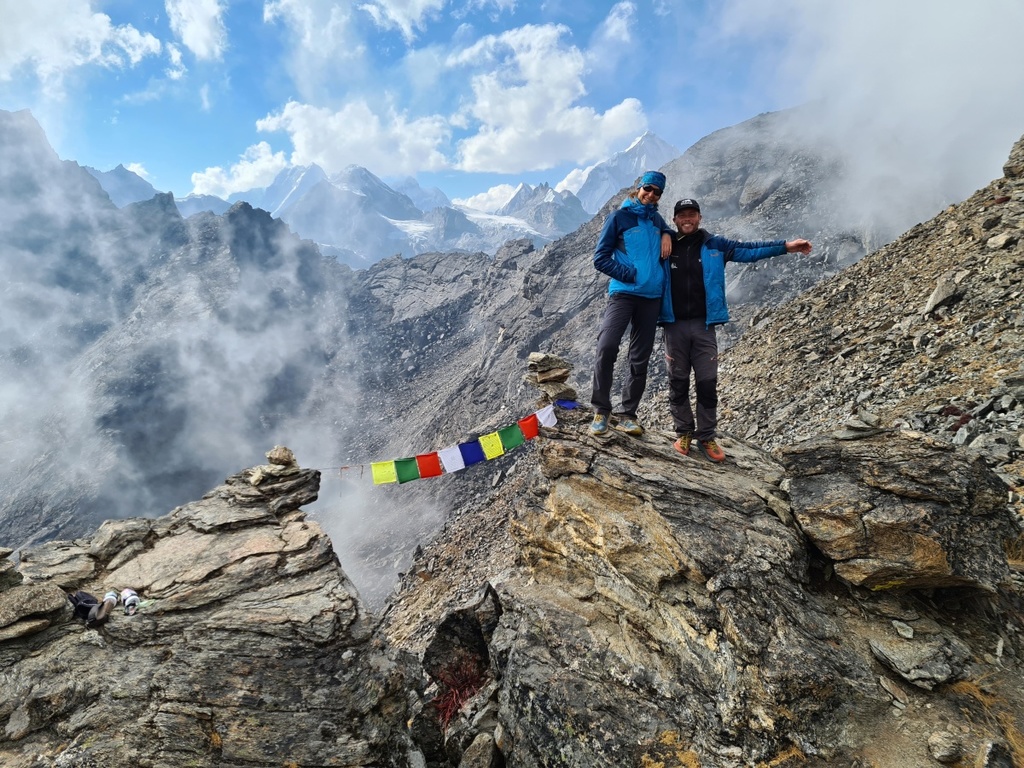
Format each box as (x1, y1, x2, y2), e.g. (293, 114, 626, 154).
(565, 131, 681, 213)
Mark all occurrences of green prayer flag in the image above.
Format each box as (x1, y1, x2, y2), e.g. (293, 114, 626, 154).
(394, 457, 420, 484)
(498, 423, 526, 451)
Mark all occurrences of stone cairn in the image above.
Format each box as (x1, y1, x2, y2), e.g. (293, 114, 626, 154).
(522, 352, 575, 404)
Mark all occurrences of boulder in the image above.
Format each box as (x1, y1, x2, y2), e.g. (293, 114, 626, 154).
(781, 431, 1018, 591)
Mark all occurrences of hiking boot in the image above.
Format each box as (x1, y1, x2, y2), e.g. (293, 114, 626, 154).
(617, 417, 644, 436)
(672, 434, 692, 456)
(590, 413, 609, 436)
(701, 439, 726, 462)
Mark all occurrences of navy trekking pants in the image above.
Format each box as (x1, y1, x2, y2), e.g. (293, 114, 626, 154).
(590, 293, 662, 418)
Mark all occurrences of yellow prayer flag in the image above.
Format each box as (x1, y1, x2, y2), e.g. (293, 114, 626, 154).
(478, 432, 505, 460)
(371, 461, 399, 485)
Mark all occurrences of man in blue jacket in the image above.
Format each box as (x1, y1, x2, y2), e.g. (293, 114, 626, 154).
(664, 198, 812, 462)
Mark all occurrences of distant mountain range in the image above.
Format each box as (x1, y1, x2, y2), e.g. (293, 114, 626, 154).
(84, 132, 680, 267)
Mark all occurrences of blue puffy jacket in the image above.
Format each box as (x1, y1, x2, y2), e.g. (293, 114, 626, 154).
(660, 229, 787, 326)
(593, 199, 672, 299)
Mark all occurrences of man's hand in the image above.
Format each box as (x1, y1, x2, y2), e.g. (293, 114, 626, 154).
(785, 239, 812, 254)
(661, 232, 672, 259)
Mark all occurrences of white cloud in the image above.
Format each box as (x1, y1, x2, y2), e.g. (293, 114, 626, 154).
(125, 162, 150, 179)
(257, 100, 450, 175)
(451, 183, 516, 212)
(555, 165, 592, 195)
(190, 141, 290, 197)
(0, 2, 160, 91)
(165, 0, 227, 61)
(716, 0, 1024, 211)
(358, 0, 445, 42)
(592, 1, 635, 48)
(199, 83, 212, 111)
(264, 0, 366, 100)
(584, 2, 635, 77)
(166, 43, 187, 80)
(448, 23, 646, 172)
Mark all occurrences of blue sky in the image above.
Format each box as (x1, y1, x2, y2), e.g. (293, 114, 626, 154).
(3, 1, 1024, 208)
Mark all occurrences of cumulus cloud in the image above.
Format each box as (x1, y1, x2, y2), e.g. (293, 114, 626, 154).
(451, 183, 516, 212)
(258, 8, 646, 177)
(0, 2, 160, 91)
(264, 0, 367, 101)
(165, 0, 228, 61)
(448, 23, 646, 172)
(190, 141, 289, 197)
(359, 0, 446, 42)
(257, 100, 450, 176)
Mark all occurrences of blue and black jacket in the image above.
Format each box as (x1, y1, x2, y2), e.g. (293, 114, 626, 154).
(592, 198, 673, 299)
(660, 228, 788, 326)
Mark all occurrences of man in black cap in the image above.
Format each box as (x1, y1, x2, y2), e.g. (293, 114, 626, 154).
(663, 198, 812, 462)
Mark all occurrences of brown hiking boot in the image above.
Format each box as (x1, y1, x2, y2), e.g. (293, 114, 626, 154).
(672, 434, 692, 456)
(701, 439, 725, 462)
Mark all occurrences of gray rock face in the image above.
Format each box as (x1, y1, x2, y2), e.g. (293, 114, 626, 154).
(3, 413, 1023, 767)
(715, 131, 1024, 513)
(383, 407, 1024, 767)
(781, 431, 1015, 591)
(0, 449, 414, 768)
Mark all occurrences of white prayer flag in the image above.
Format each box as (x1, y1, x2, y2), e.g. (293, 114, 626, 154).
(438, 445, 466, 473)
(536, 404, 557, 427)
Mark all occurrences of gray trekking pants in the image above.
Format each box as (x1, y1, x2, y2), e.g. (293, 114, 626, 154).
(664, 317, 719, 440)
(590, 293, 662, 418)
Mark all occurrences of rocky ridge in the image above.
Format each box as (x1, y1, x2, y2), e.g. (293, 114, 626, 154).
(4, 407, 1021, 766)
(713, 132, 1024, 507)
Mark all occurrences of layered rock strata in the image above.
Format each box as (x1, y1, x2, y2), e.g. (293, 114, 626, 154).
(0, 448, 414, 768)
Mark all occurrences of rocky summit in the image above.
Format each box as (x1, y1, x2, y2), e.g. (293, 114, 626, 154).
(0, 447, 415, 767)
(2, 403, 1022, 766)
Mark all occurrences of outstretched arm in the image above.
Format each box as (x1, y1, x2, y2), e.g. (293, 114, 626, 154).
(785, 239, 812, 254)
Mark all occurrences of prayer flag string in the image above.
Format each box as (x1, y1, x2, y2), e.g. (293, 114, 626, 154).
(332, 402, 569, 486)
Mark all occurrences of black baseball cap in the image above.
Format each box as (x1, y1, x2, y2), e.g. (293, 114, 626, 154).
(673, 198, 700, 214)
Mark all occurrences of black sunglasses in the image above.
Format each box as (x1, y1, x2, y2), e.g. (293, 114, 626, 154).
(641, 185, 663, 197)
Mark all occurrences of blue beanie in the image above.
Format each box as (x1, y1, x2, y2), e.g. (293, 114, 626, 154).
(638, 171, 666, 189)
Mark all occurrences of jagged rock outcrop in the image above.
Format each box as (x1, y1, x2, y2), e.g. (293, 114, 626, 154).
(383, 407, 1024, 767)
(4, 415, 1023, 767)
(781, 431, 1015, 591)
(0, 448, 414, 767)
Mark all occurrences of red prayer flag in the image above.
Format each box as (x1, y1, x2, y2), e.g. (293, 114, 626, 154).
(416, 452, 444, 478)
(518, 413, 540, 440)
